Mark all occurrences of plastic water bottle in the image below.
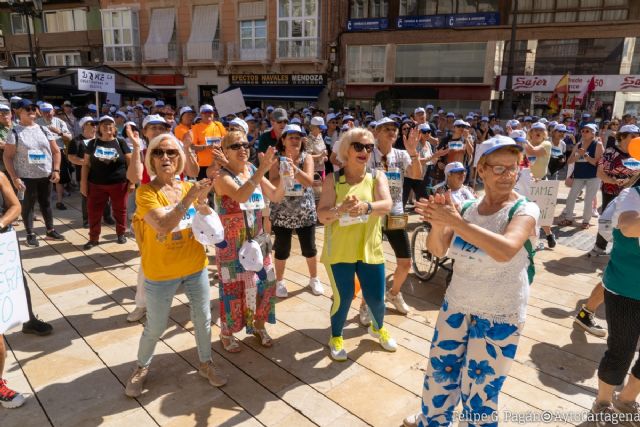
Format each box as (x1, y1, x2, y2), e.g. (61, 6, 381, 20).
(17, 189, 24, 200)
(280, 156, 294, 187)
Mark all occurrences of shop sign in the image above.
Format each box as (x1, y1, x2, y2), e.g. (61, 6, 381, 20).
(397, 12, 499, 29)
(347, 18, 389, 31)
(498, 75, 640, 92)
(230, 74, 326, 86)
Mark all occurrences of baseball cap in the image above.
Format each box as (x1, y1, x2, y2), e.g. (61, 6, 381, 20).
(453, 119, 470, 127)
(244, 114, 256, 122)
(538, 118, 549, 124)
(310, 116, 327, 130)
(16, 99, 34, 109)
(272, 108, 288, 122)
(446, 112, 455, 118)
(414, 107, 426, 115)
(368, 121, 377, 128)
(619, 124, 640, 134)
(426, 104, 434, 111)
(98, 115, 115, 123)
(418, 123, 432, 133)
(523, 116, 532, 122)
(480, 116, 489, 122)
(115, 111, 127, 120)
(326, 113, 337, 122)
(581, 123, 598, 133)
(88, 103, 97, 111)
(282, 124, 304, 136)
(509, 130, 527, 143)
(445, 162, 466, 175)
(342, 114, 354, 122)
(0, 104, 10, 112)
(78, 116, 97, 128)
(290, 117, 302, 125)
(554, 124, 568, 132)
(155, 100, 165, 107)
(40, 102, 54, 112)
(507, 119, 520, 128)
(179, 106, 194, 117)
(582, 113, 591, 118)
(199, 104, 214, 113)
(530, 122, 546, 131)
(375, 117, 399, 128)
(266, 105, 274, 112)
(476, 135, 523, 160)
(229, 117, 248, 134)
(142, 114, 169, 128)
(10, 96, 22, 104)
(124, 121, 139, 131)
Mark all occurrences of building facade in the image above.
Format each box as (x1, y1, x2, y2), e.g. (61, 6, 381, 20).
(340, 0, 640, 117)
(97, 0, 337, 108)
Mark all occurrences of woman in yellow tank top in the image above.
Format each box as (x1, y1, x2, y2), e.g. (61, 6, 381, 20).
(317, 128, 394, 361)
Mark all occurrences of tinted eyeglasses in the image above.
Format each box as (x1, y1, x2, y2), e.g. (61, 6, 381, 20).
(227, 142, 251, 151)
(484, 164, 518, 175)
(22, 106, 38, 112)
(350, 142, 375, 153)
(151, 148, 180, 158)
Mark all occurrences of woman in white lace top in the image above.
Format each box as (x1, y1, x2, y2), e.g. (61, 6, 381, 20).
(404, 136, 539, 427)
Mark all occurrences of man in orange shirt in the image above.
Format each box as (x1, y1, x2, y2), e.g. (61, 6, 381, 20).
(191, 104, 226, 179)
(173, 106, 195, 142)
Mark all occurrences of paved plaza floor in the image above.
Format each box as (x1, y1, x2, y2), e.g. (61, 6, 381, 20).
(3, 188, 612, 426)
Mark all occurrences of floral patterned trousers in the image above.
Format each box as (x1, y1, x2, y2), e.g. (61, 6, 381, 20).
(418, 300, 522, 427)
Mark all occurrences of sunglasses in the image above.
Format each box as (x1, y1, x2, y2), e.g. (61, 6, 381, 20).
(581, 129, 593, 134)
(151, 148, 180, 158)
(23, 106, 37, 112)
(351, 142, 375, 153)
(227, 142, 251, 151)
(276, 120, 288, 124)
(484, 164, 518, 176)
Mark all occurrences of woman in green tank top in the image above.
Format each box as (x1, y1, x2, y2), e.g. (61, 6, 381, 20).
(317, 128, 395, 362)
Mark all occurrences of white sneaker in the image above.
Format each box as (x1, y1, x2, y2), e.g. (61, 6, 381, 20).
(308, 277, 324, 296)
(368, 325, 397, 352)
(328, 336, 348, 361)
(359, 304, 371, 326)
(592, 208, 600, 218)
(403, 413, 420, 427)
(386, 290, 409, 314)
(126, 306, 146, 322)
(275, 280, 288, 298)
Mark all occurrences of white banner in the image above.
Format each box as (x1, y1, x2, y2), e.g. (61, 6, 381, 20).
(0, 230, 29, 334)
(77, 69, 116, 93)
(106, 93, 121, 106)
(498, 75, 640, 93)
(529, 180, 560, 227)
(213, 88, 247, 118)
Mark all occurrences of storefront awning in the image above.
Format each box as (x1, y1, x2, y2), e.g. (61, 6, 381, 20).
(226, 85, 323, 100)
(144, 8, 176, 60)
(1, 79, 36, 93)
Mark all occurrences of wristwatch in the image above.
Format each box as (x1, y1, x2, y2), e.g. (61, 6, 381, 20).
(53, 169, 60, 172)
(365, 202, 373, 215)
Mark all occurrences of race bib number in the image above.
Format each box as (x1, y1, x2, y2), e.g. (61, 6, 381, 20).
(27, 150, 46, 164)
(448, 235, 487, 262)
(339, 214, 369, 227)
(169, 205, 196, 232)
(205, 136, 221, 147)
(622, 158, 640, 171)
(448, 141, 464, 151)
(386, 167, 402, 190)
(551, 147, 563, 157)
(94, 146, 118, 160)
(240, 189, 265, 211)
(285, 182, 304, 197)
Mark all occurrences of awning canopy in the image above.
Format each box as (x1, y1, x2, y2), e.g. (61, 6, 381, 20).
(186, 5, 219, 60)
(37, 65, 157, 97)
(1, 79, 36, 93)
(226, 85, 324, 100)
(144, 8, 176, 60)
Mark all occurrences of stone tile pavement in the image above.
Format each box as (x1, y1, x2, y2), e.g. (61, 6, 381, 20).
(1, 184, 612, 426)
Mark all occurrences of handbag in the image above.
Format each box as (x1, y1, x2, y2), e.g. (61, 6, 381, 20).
(564, 174, 574, 188)
(384, 213, 409, 230)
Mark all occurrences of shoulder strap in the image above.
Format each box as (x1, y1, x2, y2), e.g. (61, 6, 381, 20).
(507, 197, 527, 222)
(39, 125, 50, 140)
(221, 166, 255, 240)
(506, 197, 536, 285)
(460, 200, 477, 216)
(11, 128, 18, 147)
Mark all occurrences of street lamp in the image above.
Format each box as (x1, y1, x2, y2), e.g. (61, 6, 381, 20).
(8, 0, 43, 99)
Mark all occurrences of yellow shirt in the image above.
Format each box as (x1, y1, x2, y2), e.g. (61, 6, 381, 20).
(173, 123, 190, 142)
(133, 182, 208, 281)
(529, 140, 552, 180)
(192, 121, 226, 167)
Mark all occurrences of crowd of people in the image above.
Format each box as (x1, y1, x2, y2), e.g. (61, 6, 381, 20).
(0, 96, 639, 426)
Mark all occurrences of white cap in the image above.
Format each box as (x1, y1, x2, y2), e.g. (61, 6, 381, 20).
(509, 130, 527, 142)
(507, 119, 520, 128)
(154, 100, 165, 107)
(78, 116, 97, 128)
(310, 116, 327, 129)
(88, 104, 97, 111)
(445, 161, 466, 175)
(290, 117, 302, 125)
(115, 111, 127, 120)
(375, 117, 398, 128)
(0, 104, 10, 111)
(142, 114, 169, 128)
(619, 124, 640, 133)
(530, 122, 546, 131)
(10, 96, 22, 103)
(192, 211, 226, 247)
(98, 115, 115, 123)
(414, 107, 426, 115)
(179, 106, 194, 117)
(229, 117, 248, 134)
(199, 104, 214, 113)
(474, 135, 523, 166)
(326, 113, 337, 122)
(582, 123, 598, 133)
(244, 114, 256, 122)
(418, 123, 431, 132)
(426, 104, 434, 110)
(453, 119, 470, 127)
(40, 103, 54, 112)
(282, 124, 304, 135)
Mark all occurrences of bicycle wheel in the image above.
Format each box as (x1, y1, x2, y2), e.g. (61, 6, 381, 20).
(411, 224, 439, 281)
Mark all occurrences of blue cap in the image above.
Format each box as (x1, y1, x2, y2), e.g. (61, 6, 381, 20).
(282, 124, 304, 136)
(509, 130, 527, 143)
(507, 119, 520, 129)
(476, 135, 523, 160)
(531, 122, 546, 131)
(523, 116, 532, 122)
(17, 99, 33, 109)
(445, 161, 466, 175)
(554, 124, 568, 132)
(418, 123, 431, 133)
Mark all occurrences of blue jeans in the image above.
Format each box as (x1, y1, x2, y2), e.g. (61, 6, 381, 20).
(137, 268, 211, 367)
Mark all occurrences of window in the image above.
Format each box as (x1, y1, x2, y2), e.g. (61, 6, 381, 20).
(277, 0, 319, 58)
(13, 54, 32, 67)
(399, 0, 498, 15)
(186, 5, 220, 61)
(511, 0, 628, 24)
(501, 40, 528, 75)
(101, 9, 140, 62)
(240, 20, 267, 60)
(534, 38, 624, 75)
(44, 9, 87, 33)
(347, 45, 386, 83)
(630, 38, 640, 74)
(395, 42, 487, 83)
(11, 13, 32, 35)
(143, 8, 176, 61)
(45, 52, 81, 66)
(349, 0, 388, 18)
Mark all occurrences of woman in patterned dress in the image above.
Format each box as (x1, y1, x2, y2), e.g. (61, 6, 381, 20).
(212, 130, 285, 352)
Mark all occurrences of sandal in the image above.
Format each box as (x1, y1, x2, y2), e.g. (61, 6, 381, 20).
(581, 222, 591, 229)
(219, 334, 241, 353)
(558, 218, 573, 227)
(253, 328, 273, 348)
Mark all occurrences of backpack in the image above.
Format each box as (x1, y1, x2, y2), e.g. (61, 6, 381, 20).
(460, 197, 536, 285)
(598, 187, 640, 243)
(11, 124, 51, 147)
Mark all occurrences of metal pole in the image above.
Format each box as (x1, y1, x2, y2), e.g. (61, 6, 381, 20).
(499, 1, 518, 120)
(24, 10, 39, 99)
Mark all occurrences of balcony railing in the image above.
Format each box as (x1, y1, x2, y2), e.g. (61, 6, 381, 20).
(276, 38, 320, 60)
(144, 40, 179, 63)
(104, 45, 141, 64)
(227, 42, 270, 62)
(184, 40, 222, 63)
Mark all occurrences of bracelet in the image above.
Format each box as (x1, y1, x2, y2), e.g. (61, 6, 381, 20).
(53, 169, 60, 173)
(365, 202, 373, 215)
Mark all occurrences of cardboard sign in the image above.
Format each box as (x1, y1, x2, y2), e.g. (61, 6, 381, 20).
(106, 92, 121, 106)
(77, 69, 115, 93)
(213, 88, 247, 118)
(0, 231, 29, 334)
(528, 180, 560, 227)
